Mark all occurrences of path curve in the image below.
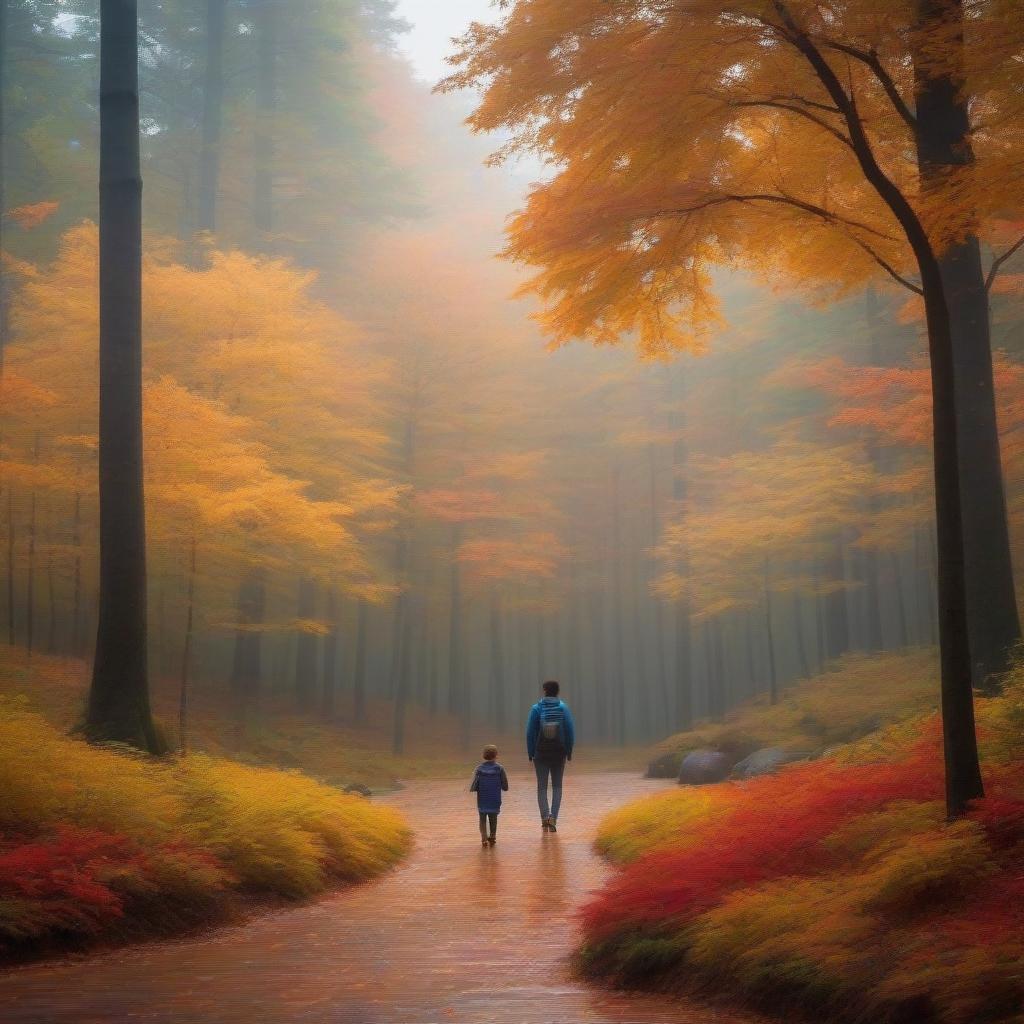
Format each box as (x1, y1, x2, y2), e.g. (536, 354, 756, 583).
(0, 771, 766, 1023)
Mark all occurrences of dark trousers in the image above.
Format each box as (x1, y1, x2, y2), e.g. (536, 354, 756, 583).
(478, 811, 498, 838)
(534, 757, 565, 821)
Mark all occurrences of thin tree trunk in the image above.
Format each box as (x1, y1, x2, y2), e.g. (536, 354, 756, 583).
(448, 522, 464, 722)
(25, 487, 35, 657)
(72, 491, 83, 655)
(178, 535, 196, 754)
(890, 550, 910, 648)
(794, 588, 810, 678)
(253, 0, 276, 242)
(610, 465, 627, 745)
(352, 597, 368, 724)
(229, 571, 265, 722)
(46, 548, 57, 653)
(320, 589, 339, 720)
(86, 0, 159, 752)
(647, 443, 670, 723)
(670, 366, 692, 729)
(196, 0, 227, 238)
(294, 576, 317, 709)
(489, 587, 505, 733)
(6, 488, 14, 645)
(764, 567, 778, 706)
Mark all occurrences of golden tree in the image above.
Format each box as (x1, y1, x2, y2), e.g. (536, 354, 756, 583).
(447, 0, 1024, 814)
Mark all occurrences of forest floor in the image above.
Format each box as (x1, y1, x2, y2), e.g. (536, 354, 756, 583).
(0, 771, 770, 1024)
(0, 645, 646, 790)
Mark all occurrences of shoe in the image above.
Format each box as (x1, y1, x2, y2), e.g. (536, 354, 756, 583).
(482, 837, 489, 847)
(546, 817, 557, 833)
(541, 820, 551, 832)
(487, 837, 496, 846)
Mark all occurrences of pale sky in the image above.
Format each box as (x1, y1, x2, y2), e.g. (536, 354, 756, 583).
(393, 0, 497, 86)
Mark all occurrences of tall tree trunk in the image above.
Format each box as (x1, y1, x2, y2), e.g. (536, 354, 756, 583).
(707, 616, 726, 719)
(46, 546, 57, 653)
(794, 587, 810, 678)
(6, 488, 13, 645)
(253, 0, 276, 242)
(447, 522, 465, 732)
(86, 0, 160, 751)
(229, 571, 265, 721)
(489, 587, 505, 733)
(763, 563, 778, 705)
(861, 288, 887, 653)
(610, 465, 627, 745)
(197, 0, 227, 238)
(670, 367, 692, 729)
(71, 491, 83, 655)
(294, 576, 317, 709)
(822, 536, 849, 660)
(321, 588, 338, 720)
(647, 443, 671, 723)
(890, 550, 910, 648)
(178, 535, 196, 754)
(25, 487, 35, 657)
(352, 597, 368, 724)
(912, 0, 1019, 690)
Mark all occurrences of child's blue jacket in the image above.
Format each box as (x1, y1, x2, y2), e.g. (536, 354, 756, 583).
(470, 761, 509, 813)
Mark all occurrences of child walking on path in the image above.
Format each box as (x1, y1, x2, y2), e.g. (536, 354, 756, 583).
(470, 744, 509, 847)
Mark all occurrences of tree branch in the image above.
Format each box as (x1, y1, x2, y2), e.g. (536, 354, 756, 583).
(985, 233, 1024, 292)
(728, 98, 854, 148)
(817, 39, 917, 130)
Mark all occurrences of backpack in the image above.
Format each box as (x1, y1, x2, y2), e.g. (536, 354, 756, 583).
(535, 700, 567, 760)
(475, 762, 504, 812)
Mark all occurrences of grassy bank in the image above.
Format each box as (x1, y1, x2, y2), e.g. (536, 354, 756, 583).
(646, 649, 939, 778)
(0, 695, 411, 960)
(582, 655, 1024, 1024)
(0, 645, 487, 790)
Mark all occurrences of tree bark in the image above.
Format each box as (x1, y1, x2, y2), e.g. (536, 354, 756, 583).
(6, 488, 13, 645)
(294, 576, 317, 709)
(253, 0, 276, 242)
(489, 587, 505, 733)
(71, 491, 83, 655)
(196, 0, 227, 237)
(352, 596, 368, 724)
(609, 464, 627, 744)
(911, 0, 1019, 690)
(320, 588, 338, 720)
(178, 535, 196, 754)
(86, 0, 160, 752)
(229, 571, 265, 721)
(670, 366, 692, 729)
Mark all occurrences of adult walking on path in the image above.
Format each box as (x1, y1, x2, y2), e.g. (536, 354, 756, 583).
(526, 680, 575, 832)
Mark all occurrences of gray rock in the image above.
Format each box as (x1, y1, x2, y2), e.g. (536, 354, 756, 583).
(731, 747, 811, 779)
(677, 748, 731, 785)
(343, 782, 372, 798)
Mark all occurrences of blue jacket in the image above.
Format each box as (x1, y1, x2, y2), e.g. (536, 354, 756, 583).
(470, 761, 508, 813)
(526, 697, 575, 761)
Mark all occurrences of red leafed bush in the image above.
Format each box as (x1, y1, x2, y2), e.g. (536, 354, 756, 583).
(583, 745, 944, 940)
(0, 828, 132, 937)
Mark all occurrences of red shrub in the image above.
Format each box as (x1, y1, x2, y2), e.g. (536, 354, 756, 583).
(0, 828, 139, 935)
(583, 746, 945, 940)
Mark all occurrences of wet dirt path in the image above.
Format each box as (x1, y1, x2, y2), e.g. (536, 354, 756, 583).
(0, 771, 767, 1023)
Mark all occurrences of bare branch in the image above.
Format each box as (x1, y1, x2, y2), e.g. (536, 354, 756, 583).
(818, 40, 917, 130)
(728, 98, 854, 148)
(844, 235, 923, 294)
(986, 233, 1024, 292)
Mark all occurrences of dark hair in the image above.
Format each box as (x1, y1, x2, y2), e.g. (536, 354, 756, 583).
(542, 680, 560, 697)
